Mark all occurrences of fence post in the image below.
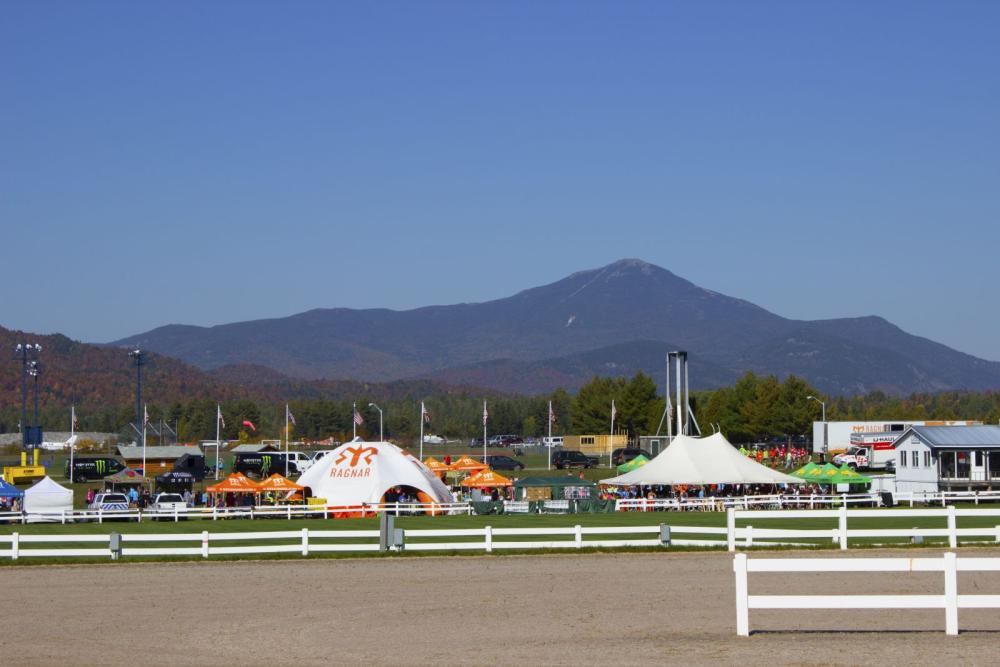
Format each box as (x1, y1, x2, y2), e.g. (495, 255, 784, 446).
(947, 505, 957, 548)
(98, 508, 103, 524)
(485, 525, 493, 553)
(11, 532, 18, 561)
(995, 525, 1000, 544)
(734, 553, 749, 636)
(575, 524, 583, 549)
(727, 508, 736, 552)
(201, 530, 209, 558)
(975, 491, 980, 506)
(174, 507, 179, 523)
(839, 505, 848, 550)
(287, 506, 292, 520)
(944, 552, 958, 635)
(301, 528, 309, 556)
(745, 525, 753, 548)
(61, 509, 66, 525)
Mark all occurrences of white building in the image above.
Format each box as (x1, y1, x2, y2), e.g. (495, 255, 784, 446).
(894, 425, 1000, 495)
(812, 420, 980, 455)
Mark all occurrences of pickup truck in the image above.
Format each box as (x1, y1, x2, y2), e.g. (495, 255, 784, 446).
(88, 493, 131, 516)
(152, 493, 188, 512)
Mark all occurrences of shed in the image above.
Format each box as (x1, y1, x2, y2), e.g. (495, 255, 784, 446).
(894, 425, 1000, 494)
(116, 445, 204, 477)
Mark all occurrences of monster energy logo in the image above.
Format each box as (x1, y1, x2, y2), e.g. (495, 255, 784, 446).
(95, 460, 107, 475)
(261, 455, 272, 475)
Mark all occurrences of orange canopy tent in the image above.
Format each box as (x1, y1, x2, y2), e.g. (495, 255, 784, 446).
(206, 472, 259, 493)
(255, 474, 304, 492)
(449, 455, 488, 472)
(423, 457, 449, 472)
(460, 469, 512, 487)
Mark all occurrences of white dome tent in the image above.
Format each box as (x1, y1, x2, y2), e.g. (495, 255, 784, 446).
(601, 433, 804, 486)
(296, 440, 452, 511)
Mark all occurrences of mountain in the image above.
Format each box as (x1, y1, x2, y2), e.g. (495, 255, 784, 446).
(110, 259, 1000, 395)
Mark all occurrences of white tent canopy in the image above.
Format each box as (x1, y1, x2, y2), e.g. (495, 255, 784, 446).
(296, 439, 452, 506)
(601, 433, 804, 486)
(23, 476, 74, 514)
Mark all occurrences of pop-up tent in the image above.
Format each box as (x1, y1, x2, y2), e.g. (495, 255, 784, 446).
(23, 476, 73, 515)
(206, 472, 258, 494)
(601, 433, 804, 486)
(791, 461, 822, 478)
(0, 479, 24, 498)
(616, 454, 649, 474)
(255, 474, 303, 493)
(449, 455, 488, 472)
(295, 440, 452, 506)
(460, 469, 512, 488)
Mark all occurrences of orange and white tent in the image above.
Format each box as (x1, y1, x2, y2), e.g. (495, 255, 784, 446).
(449, 455, 488, 472)
(422, 457, 449, 472)
(206, 472, 258, 493)
(255, 474, 303, 492)
(295, 439, 452, 506)
(459, 469, 512, 487)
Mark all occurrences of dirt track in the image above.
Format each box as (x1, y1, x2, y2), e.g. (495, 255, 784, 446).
(4, 549, 1000, 665)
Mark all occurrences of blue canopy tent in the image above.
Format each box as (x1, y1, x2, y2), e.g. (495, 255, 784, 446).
(0, 479, 24, 498)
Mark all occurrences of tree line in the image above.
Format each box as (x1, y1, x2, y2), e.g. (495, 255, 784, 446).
(2, 372, 1000, 446)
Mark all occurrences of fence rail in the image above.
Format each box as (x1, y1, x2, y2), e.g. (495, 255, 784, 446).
(733, 552, 1000, 635)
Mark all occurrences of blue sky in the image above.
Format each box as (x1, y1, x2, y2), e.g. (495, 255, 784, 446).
(2, 1, 998, 359)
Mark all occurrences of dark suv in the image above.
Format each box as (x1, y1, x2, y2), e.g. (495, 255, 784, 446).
(612, 448, 651, 466)
(484, 455, 525, 471)
(552, 451, 599, 469)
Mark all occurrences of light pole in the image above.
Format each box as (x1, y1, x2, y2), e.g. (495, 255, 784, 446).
(807, 395, 827, 456)
(368, 403, 383, 442)
(13, 343, 42, 449)
(128, 349, 145, 439)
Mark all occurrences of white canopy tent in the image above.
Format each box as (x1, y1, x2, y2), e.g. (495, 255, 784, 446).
(23, 476, 74, 515)
(601, 433, 804, 486)
(296, 439, 452, 506)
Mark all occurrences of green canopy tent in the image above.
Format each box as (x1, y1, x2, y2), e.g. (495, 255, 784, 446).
(791, 462, 822, 478)
(616, 454, 649, 474)
(829, 464, 872, 485)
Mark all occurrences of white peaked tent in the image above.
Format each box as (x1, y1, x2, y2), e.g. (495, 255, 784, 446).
(601, 433, 804, 486)
(296, 440, 452, 505)
(23, 476, 74, 514)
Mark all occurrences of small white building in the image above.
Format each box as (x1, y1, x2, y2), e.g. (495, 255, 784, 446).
(894, 425, 1000, 494)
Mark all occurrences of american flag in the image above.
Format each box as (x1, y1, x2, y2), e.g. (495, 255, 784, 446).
(287, 404, 296, 426)
(353, 408, 364, 426)
(143, 404, 150, 426)
(548, 403, 556, 424)
(611, 400, 617, 421)
(217, 404, 225, 428)
(421, 401, 430, 423)
(482, 401, 489, 426)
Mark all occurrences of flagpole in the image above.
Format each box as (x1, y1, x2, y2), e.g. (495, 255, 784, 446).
(419, 401, 424, 461)
(216, 404, 221, 480)
(142, 403, 147, 477)
(547, 400, 553, 471)
(609, 400, 615, 469)
(353, 402, 357, 440)
(70, 405, 75, 483)
(482, 400, 487, 464)
(285, 404, 290, 477)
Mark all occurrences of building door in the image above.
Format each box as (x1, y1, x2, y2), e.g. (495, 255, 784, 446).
(957, 451, 971, 479)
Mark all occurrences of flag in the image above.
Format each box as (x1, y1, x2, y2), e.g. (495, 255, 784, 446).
(72, 406, 78, 430)
(287, 405, 296, 426)
(143, 404, 150, 426)
(242, 419, 257, 432)
(611, 400, 617, 421)
(353, 407, 364, 426)
(421, 401, 430, 424)
(217, 405, 225, 428)
(548, 403, 556, 424)
(482, 401, 489, 426)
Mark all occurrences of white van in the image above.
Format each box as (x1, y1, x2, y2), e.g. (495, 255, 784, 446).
(541, 436, 564, 448)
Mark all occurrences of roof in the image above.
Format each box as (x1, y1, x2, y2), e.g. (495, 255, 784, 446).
(117, 445, 203, 460)
(907, 425, 1000, 448)
(231, 444, 279, 453)
(513, 476, 596, 489)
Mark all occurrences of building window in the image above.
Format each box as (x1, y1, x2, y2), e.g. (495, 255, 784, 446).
(899, 452, 907, 468)
(912, 451, 919, 468)
(581, 437, 594, 445)
(975, 451, 984, 466)
(923, 451, 931, 467)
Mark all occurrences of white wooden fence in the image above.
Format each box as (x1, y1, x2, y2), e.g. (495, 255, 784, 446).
(0, 524, 678, 560)
(733, 552, 1000, 636)
(726, 506, 1000, 551)
(615, 493, 882, 513)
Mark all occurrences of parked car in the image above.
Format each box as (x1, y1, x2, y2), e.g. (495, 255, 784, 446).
(88, 493, 130, 512)
(612, 448, 652, 466)
(541, 436, 564, 449)
(65, 457, 125, 482)
(484, 455, 525, 471)
(151, 493, 188, 518)
(552, 451, 599, 469)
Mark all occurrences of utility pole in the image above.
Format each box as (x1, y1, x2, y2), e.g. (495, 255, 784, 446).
(12, 343, 42, 449)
